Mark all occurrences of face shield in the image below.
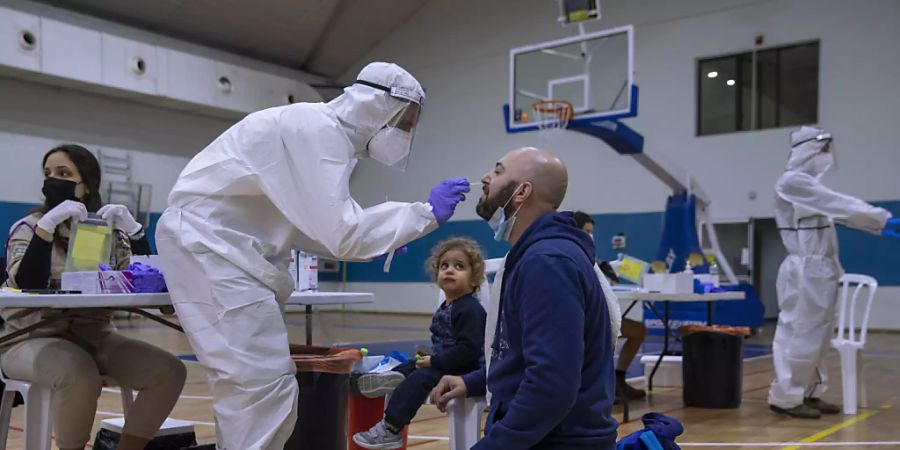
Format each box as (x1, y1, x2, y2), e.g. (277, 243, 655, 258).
(792, 131, 836, 174)
(357, 80, 423, 171)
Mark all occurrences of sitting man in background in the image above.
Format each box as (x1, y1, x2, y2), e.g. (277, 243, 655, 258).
(574, 211, 647, 401)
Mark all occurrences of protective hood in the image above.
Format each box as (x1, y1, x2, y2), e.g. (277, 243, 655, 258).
(326, 62, 425, 159)
(786, 125, 833, 177)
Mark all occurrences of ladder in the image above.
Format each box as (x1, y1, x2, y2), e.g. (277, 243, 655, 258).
(97, 150, 152, 227)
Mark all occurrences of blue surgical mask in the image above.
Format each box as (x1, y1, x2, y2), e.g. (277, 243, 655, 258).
(487, 184, 523, 242)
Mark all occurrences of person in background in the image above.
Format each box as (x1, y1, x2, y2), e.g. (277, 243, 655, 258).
(573, 211, 647, 400)
(353, 237, 486, 449)
(768, 126, 900, 418)
(2, 144, 186, 450)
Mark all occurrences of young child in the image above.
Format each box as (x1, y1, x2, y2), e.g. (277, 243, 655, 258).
(353, 238, 487, 449)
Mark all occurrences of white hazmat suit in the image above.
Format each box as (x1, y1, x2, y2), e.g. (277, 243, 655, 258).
(156, 62, 445, 449)
(768, 126, 892, 411)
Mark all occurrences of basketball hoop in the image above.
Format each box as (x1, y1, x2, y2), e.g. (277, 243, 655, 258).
(532, 100, 574, 131)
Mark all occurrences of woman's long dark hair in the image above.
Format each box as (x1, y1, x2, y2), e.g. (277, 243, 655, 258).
(40, 145, 103, 213)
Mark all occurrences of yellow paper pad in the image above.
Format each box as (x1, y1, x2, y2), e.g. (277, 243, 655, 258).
(70, 226, 107, 266)
(617, 255, 649, 284)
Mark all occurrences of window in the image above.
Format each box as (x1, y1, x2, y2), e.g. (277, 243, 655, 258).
(697, 41, 819, 136)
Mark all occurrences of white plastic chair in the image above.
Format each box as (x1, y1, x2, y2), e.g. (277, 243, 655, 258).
(0, 372, 134, 450)
(830, 274, 878, 415)
(433, 257, 502, 449)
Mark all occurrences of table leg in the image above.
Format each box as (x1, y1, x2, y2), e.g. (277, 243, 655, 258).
(620, 300, 638, 421)
(118, 308, 184, 333)
(707, 301, 713, 325)
(0, 312, 74, 347)
(306, 305, 313, 345)
(648, 301, 671, 392)
(622, 300, 638, 317)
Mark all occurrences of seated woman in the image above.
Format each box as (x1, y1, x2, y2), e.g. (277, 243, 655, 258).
(1, 145, 186, 450)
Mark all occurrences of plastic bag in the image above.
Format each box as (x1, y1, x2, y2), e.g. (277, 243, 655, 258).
(291, 345, 362, 374)
(93, 428, 198, 450)
(97, 264, 134, 294)
(678, 324, 750, 338)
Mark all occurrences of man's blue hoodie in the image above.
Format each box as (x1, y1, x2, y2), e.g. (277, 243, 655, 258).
(463, 211, 618, 449)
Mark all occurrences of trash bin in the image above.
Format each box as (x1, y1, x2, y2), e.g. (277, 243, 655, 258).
(347, 395, 409, 450)
(285, 345, 362, 450)
(680, 326, 748, 408)
(347, 355, 409, 450)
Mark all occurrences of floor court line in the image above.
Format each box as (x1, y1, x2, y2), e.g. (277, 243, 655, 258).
(96, 410, 216, 427)
(408, 435, 450, 441)
(780, 409, 881, 450)
(680, 442, 900, 447)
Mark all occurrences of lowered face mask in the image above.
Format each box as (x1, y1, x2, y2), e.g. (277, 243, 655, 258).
(484, 184, 523, 242)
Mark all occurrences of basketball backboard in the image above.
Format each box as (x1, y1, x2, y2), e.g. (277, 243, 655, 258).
(507, 25, 634, 132)
(558, 0, 601, 25)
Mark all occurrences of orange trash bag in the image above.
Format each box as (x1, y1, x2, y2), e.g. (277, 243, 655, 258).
(679, 324, 751, 338)
(291, 345, 362, 374)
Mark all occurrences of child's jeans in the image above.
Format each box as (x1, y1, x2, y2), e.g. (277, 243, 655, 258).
(384, 360, 446, 428)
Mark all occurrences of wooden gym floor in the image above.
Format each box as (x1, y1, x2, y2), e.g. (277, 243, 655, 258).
(3, 310, 899, 449)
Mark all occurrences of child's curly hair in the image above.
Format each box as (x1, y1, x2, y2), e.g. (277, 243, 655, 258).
(425, 237, 486, 291)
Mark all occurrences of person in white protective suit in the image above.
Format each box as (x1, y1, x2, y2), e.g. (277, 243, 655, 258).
(155, 62, 471, 449)
(768, 125, 900, 419)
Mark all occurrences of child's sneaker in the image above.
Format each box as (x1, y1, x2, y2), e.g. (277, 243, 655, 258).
(352, 420, 403, 449)
(355, 371, 405, 398)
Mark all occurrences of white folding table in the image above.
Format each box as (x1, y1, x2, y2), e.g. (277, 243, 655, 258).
(0, 291, 373, 346)
(614, 290, 745, 391)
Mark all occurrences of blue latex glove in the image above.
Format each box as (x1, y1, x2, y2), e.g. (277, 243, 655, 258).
(883, 217, 900, 238)
(428, 177, 470, 224)
(374, 246, 408, 261)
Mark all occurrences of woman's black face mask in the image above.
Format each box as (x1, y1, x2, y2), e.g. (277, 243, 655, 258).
(42, 177, 78, 209)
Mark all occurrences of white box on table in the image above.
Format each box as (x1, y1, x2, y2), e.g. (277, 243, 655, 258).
(642, 273, 694, 294)
(61, 271, 101, 294)
(61, 271, 132, 294)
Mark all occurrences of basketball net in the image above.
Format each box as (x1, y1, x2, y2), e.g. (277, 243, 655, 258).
(532, 99, 574, 133)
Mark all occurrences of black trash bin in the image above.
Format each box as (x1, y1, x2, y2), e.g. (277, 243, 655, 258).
(285, 346, 361, 450)
(682, 330, 744, 408)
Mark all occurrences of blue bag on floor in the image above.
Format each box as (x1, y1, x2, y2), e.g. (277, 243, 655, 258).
(617, 412, 683, 450)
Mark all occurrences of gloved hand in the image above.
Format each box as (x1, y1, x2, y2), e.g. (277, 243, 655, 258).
(374, 246, 408, 261)
(37, 200, 88, 234)
(98, 204, 142, 236)
(883, 217, 900, 238)
(428, 178, 470, 225)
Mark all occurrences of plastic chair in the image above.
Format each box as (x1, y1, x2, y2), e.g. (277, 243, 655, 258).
(447, 396, 488, 450)
(830, 274, 878, 415)
(0, 372, 134, 450)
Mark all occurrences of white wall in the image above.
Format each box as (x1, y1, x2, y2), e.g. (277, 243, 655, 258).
(0, 0, 327, 212)
(1, 0, 326, 86)
(344, 0, 900, 219)
(334, 0, 900, 322)
(0, 76, 221, 212)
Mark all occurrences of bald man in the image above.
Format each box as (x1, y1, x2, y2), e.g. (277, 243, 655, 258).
(432, 148, 618, 450)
